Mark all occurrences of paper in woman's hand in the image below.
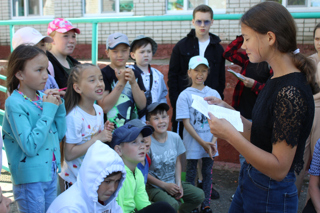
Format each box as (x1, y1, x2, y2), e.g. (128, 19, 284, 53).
(227, 69, 245, 81)
(191, 94, 243, 132)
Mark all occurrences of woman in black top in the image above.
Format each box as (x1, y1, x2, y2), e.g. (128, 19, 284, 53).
(206, 2, 318, 212)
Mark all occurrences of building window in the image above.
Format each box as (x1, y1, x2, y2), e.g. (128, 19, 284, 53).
(84, 0, 133, 15)
(12, 0, 54, 17)
(166, 0, 226, 14)
(265, 0, 320, 11)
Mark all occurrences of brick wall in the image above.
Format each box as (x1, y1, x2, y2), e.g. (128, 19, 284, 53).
(0, 0, 319, 48)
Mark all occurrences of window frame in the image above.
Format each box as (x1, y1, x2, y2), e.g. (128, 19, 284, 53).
(11, 0, 54, 19)
(83, 0, 134, 17)
(166, 0, 226, 15)
(266, 0, 320, 12)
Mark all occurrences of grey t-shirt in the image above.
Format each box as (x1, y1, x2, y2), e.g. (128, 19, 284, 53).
(176, 86, 221, 159)
(148, 131, 186, 187)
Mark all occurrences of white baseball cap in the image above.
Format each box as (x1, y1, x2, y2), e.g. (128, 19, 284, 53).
(188, 56, 209, 70)
(12, 27, 53, 50)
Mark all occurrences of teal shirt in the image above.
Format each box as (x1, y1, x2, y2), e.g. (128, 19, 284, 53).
(2, 90, 67, 185)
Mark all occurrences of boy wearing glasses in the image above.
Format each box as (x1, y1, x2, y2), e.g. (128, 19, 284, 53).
(167, 4, 224, 200)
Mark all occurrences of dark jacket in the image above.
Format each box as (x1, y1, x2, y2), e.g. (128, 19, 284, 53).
(46, 51, 80, 88)
(168, 29, 225, 111)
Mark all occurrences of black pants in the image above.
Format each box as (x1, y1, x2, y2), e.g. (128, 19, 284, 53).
(302, 199, 316, 213)
(137, 201, 176, 213)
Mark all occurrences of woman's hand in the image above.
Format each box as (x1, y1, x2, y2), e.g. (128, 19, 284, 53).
(204, 96, 234, 110)
(241, 75, 255, 88)
(208, 112, 238, 142)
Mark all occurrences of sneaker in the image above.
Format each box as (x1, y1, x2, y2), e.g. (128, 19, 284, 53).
(201, 206, 212, 213)
(197, 180, 203, 189)
(211, 187, 220, 199)
(230, 194, 234, 202)
(191, 208, 200, 213)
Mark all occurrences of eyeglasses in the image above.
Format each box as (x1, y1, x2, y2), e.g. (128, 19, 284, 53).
(195, 20, 211, 26)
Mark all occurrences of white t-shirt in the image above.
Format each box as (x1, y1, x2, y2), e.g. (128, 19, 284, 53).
(199, 39, 210, 57)
(59, 104, 104, 184)
(141, 71, 151, 91)
(176, 86, 220, 159)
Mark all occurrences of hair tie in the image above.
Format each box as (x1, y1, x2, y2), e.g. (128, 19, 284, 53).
(293, 48, 300, 55)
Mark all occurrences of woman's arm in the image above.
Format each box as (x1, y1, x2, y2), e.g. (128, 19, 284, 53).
(309, 175, 320, 212)
(204, 96, 252, 141)
(208, 114, 296, 181)
(223, 35, 248, 67)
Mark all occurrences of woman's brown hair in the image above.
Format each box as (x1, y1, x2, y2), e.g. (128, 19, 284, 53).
(241, 1, 319, 94)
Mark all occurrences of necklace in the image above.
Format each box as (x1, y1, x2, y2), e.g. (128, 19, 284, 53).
(17, 90, 43, 110)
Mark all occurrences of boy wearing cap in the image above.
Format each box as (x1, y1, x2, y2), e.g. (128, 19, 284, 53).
(47, 18, 81, 88)
(129, 35, 168, 121)
(146, 102, 205, 213)
(98, 33, 146, 129)
(112, 123, 176, 213)
(127, 119, 153, 184)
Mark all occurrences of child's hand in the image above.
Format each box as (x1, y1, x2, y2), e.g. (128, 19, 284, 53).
(124, 68, 136, 85)
(115, 68, 127, 84)
(59, 90, 66, 97)
(174, 185, 184, 200)
(44, 88, 60, 96)
(43, 94, 59, 106)
(202, 141, 217, 160)
(104, 120, 114, 132)
(163, 183, 180, 196)
(97, 129, 112, 143)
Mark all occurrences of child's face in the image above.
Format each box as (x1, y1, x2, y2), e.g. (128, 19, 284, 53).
(148, 111, 169, 134)
(314, 28, 320, 53)
(130, 43, 153, 68)
(17, 53, 48, 92)
(106, 44, 130, 69)
(97, 173, 122, 202)
(117, 133, 146, 166)
(74, 66, 105, 101)
(51, 30, 77, 56)
(188, 64, 208, 87)
(192, 12, 213, 37)
(241, 23, 270, 63)
(145, 136, 151, 153)
(35, 40, 47, 52)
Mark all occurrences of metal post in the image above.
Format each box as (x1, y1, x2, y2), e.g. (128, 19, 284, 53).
(91, 22, 98, 65)
(9, 25, 15, 52)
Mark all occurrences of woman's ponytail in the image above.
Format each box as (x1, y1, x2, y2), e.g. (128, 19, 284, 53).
(292, 52, 320, 94)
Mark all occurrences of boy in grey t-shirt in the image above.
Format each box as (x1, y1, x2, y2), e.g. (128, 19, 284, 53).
(145, 102, 204, 213)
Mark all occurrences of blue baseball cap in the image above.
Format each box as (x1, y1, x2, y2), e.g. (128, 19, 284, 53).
(110, 123, 154, 148)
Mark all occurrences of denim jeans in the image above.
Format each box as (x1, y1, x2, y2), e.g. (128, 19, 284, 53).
(229, 162, 298, 213)
(13, 161, 57, 213)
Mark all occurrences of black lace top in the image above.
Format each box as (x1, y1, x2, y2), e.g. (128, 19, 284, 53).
(251, 72, 314, 174)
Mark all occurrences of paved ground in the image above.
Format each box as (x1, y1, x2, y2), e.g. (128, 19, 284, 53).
(0, 162, 309, 213)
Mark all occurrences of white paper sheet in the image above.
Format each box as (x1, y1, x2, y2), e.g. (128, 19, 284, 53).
(191, 94, 243, 132)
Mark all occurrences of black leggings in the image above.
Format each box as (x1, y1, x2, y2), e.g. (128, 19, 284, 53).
(186, 158, 214, 207)
(137, 201, 176, 213)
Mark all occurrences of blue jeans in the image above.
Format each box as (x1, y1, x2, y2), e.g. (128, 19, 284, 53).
(13, 162, 57, 213)
(229, 162, 298, 213)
